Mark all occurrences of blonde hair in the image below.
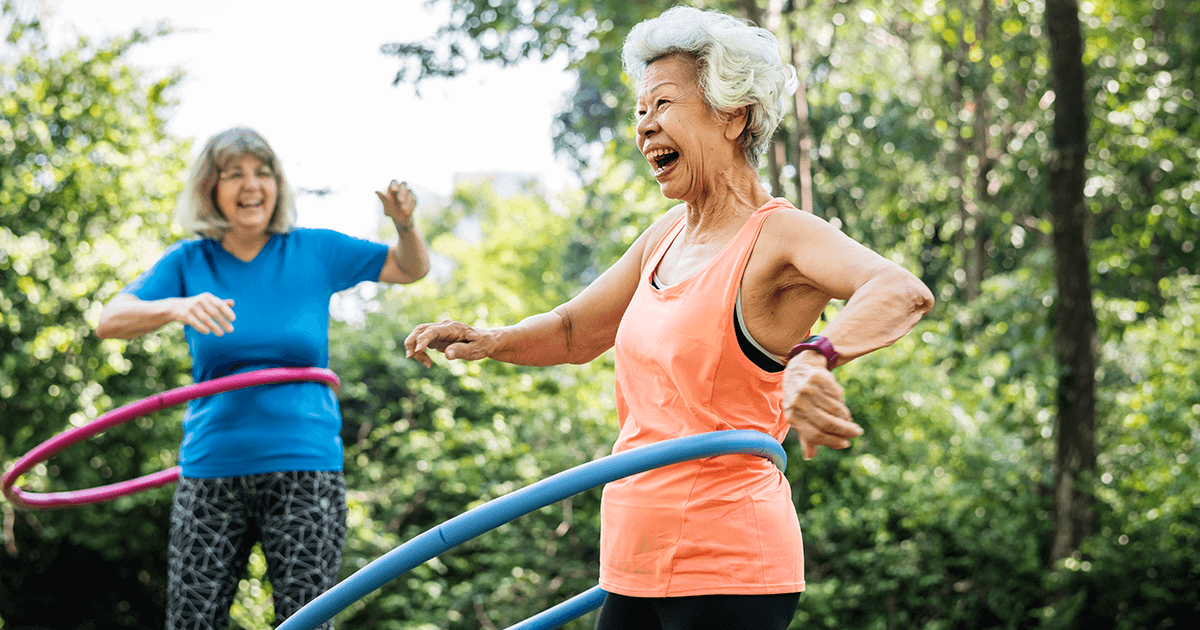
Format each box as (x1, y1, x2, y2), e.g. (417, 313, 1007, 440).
(623, 6, 797, 169)
(175, 127, 297, 240)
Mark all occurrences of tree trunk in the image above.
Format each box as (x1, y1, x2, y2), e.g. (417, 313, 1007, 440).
(767, 132, 785, 197)
(969, 0, 992, 296)
(741, 0, 787, 200)
(787, 22, 815, 215)
(1045, 0, 1098, 568)
(946, 1, 979, 301)
(750, 0, 813, 214)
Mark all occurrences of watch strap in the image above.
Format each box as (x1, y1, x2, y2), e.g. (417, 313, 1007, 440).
(786, 335, 839, 370)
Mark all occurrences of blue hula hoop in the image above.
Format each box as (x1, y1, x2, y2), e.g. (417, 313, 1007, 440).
(278, 430, 786, 630)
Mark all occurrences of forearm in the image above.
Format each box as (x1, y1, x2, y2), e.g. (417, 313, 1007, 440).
(377, 219, 431, 285)
(95, 296, 180, 339)
(391, 221, 430, 280)
(489, 307, 613, 366)
(407, 224, 643, 368)
(816, 268, 934, 366)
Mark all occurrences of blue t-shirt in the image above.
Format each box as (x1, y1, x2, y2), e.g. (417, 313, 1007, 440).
(123, 228, 389, 478)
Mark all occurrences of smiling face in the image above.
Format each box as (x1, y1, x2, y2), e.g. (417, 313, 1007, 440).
(214, 154, 278, 237)
(635, 54, 745, 204)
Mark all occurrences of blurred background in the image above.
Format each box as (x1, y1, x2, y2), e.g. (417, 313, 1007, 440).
(1, 0, 1197, 628)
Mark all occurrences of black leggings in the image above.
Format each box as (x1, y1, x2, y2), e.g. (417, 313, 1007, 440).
(595, 591, 801, 630)
(166, 471, 347, 630)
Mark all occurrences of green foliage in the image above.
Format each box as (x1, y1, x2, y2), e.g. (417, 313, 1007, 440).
(785, 271, 1198, 630)
(323, 173, 1195, 630)
(0, 8, 192, 627)
(1052, 275, 1200, 628)
(381, 0, 1060, 303)
(1086, 1, 1200, 312)
(4, 1, 1198, 629)
(785, 0, 1056, 302)
(384, 0, 1200, 310)
(329, 181, 619, 629)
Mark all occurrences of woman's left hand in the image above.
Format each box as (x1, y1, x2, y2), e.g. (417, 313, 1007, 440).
(782, 353, 863, 460)
(376, 179, 416, 228)
(405, 319, 499, 368)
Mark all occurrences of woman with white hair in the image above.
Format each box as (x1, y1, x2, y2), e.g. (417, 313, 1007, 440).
(96, 127, 430, 629)
(406, 7, 933, 628)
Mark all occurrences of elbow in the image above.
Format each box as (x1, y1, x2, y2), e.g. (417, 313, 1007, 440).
(95, 304, 139, 340)
(901, 274, 935, 320)
(399, 257, 432, 284)
(912, 279, 935, 316)
(401, 265, 430, 285)
(877, 267, 934, 319)
(384, 265, 431, 286)
(94, 320, 129, 340)
(552, 305, 604, 364)
(568, 344, 609, 365)
(94, 315, 116, 339)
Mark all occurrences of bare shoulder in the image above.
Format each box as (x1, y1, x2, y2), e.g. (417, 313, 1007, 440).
(755, 206, 849, 263)
(634, 203, 688, 269)
(754, 205, 915, 300)
(760, 205, 837, 237)
(648, 203, 687, 242)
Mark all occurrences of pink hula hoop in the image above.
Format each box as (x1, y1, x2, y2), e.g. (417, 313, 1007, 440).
(2, 367, 340, 510)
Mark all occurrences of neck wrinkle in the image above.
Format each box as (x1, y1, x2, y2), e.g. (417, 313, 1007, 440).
(682, 168, 773, 243)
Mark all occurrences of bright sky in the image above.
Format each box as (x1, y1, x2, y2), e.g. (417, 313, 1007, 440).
(41, 0, 579, 237)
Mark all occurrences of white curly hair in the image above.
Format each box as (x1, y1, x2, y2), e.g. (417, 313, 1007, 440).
(622, 6, 797, 169)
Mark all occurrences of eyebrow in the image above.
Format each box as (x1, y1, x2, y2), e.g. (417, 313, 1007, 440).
(638, 80, 681, 103)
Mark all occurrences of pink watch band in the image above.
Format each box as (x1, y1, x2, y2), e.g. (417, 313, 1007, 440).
(786, 335, 839, 369)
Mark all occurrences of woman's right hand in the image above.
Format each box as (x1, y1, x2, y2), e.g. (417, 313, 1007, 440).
(782, 352, 862, 460)
(405, 320, 497, 368)
(172, 293, 236, 336)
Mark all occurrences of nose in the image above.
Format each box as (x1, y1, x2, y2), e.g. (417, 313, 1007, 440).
(243, 172, 265, 191)
(636, 110, 658, 142)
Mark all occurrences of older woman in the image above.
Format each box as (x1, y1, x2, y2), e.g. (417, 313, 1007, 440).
(96, 127, 430, 630)
(405, 7, 933, 629)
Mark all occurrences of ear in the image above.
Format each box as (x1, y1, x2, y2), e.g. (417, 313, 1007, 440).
(724, 105, 749, 142)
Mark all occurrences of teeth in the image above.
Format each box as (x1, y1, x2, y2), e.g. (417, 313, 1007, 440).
(645, 147, 678, 174)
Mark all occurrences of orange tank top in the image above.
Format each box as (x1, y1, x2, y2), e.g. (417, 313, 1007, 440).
(599, 198, 805, 597)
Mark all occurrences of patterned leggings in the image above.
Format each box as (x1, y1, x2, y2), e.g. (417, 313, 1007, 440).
(166, 471, 347, 630)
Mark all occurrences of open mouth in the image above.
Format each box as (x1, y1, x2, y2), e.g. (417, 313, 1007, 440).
(646, 148, 680, 175)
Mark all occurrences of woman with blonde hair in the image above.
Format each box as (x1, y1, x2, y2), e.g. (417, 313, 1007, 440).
(97, 127, 430, 629)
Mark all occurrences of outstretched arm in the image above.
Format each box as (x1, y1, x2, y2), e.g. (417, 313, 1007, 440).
(404, 260, 633, 368)
(95, 292, 236, 339)
(405, 209, 681, 367)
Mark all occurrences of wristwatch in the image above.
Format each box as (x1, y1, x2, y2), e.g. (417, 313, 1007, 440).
(786, 335, 839, 370)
